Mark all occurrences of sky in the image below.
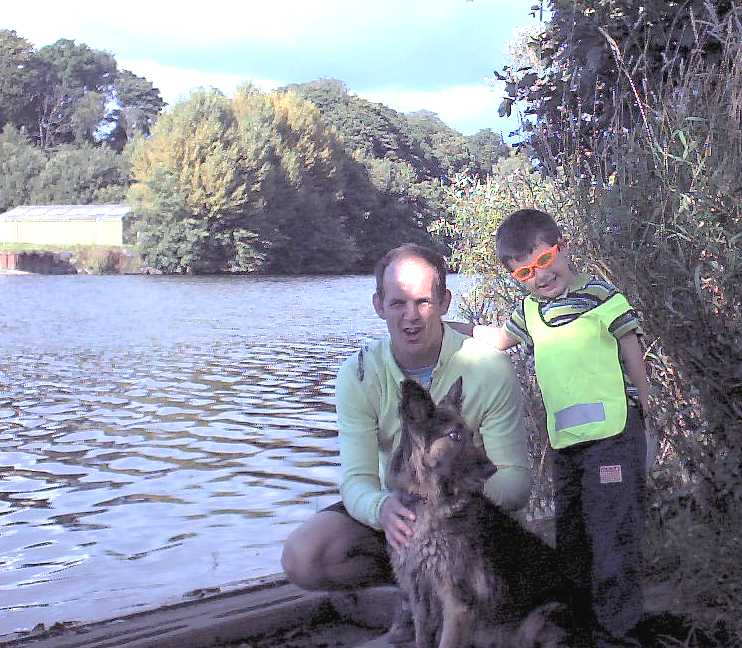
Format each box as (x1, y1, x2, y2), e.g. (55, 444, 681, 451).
(3, 1, 543, 136)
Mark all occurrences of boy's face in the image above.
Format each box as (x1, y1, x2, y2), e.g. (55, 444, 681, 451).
(507, 241, 576, 300)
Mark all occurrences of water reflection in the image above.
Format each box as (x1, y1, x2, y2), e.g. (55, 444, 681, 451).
(0, 273, 472, 637)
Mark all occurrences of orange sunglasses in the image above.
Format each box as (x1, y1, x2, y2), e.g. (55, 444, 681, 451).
(510, 243, 560, 281)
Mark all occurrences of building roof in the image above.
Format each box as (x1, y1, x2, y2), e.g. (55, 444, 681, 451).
(0, 204, 130, 222)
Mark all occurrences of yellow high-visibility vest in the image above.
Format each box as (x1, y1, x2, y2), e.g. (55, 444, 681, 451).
(524, 294, 629, 449)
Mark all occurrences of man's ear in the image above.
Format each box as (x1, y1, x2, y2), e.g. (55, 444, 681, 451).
(400, 379, 434, 426)
(440, 376, 463, 413)
(372, 292, 385, 319)
(440, 289, 452, 316)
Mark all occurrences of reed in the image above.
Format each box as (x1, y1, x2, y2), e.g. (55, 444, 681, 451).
(441, 5, 741, 641)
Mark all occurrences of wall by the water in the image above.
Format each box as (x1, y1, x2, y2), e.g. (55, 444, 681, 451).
(0, 251, 77, 274)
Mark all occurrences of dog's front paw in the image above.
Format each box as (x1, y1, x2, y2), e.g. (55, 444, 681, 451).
(387, 594, 415, 644)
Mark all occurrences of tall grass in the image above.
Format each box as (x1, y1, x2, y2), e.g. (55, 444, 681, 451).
(441, 5, 741, 641)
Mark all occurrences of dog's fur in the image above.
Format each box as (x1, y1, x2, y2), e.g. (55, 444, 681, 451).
(387, 378, 579, 648)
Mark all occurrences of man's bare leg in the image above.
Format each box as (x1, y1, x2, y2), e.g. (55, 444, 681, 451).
(281, 510, 392, 591)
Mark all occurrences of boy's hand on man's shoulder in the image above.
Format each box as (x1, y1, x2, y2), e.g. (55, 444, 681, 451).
(473, 324, 520, 351)
(443, 320, 520, 351)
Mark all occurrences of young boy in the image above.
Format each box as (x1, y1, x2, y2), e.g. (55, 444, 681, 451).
(463, 209, 649, 648)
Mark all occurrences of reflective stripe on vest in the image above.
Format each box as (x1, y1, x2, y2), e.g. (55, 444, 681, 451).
(555, 402, 606, 431)
(524, 294, 629, 449)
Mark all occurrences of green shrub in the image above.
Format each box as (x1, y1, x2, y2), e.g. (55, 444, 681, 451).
(69, 246, 141, 274)
(444, 4, 741, 639)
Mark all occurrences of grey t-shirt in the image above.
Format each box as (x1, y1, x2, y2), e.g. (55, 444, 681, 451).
(403, 365, 435, 390)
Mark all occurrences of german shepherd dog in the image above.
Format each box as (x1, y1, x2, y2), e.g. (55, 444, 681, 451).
(387, 378, 580, 648)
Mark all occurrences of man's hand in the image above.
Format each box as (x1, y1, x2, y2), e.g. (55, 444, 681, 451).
(379, 494, 416, 551)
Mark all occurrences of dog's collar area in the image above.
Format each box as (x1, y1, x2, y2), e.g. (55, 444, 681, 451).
(398, 490, 473, 517)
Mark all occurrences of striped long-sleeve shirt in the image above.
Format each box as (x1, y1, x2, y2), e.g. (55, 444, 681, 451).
(505, 273, 643, 406)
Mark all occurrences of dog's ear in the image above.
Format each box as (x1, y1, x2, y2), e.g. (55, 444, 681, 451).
(400, 379, 435, 426)
(440, 376, 463, 413)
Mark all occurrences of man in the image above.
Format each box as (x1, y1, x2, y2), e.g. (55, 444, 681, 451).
(281, 244, 529, 628)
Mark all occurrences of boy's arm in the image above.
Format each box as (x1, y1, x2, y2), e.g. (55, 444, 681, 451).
(444, 321, 520, 351)
(618, 332, 650, 413)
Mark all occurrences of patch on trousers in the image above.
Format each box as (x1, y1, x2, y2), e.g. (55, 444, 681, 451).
(599, 464, 623, 484)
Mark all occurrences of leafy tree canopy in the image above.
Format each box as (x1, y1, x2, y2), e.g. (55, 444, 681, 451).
(0, 125, 46, 212)
(30, 144, 130, 204)
(496, 0, 736, 165)
(283, 78, 507, 181)
(0, 29, 165, 150)
(130, 88, 361, 273)
(0, 30, 41, 135)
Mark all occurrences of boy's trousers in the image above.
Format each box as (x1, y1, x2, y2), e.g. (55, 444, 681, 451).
(552, 407, 647, 648)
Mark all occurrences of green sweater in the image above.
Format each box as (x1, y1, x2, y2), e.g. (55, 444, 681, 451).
(335, 324, 530, 530)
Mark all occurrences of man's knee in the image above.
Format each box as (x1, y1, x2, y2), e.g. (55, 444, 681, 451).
(281, 510, 386, 590)
(281, 512, 350, 590)
(281, 532, 322, 590)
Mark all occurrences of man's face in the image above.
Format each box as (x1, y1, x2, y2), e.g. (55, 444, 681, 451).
(373, 256, 451, 370)
(508, 241, 576, 300)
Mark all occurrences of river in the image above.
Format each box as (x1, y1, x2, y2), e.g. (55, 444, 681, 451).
(0, 273, 474, 637)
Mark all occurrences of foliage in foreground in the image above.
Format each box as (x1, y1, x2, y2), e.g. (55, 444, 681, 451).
(444, 2, 741, 640)
(509, 0, 742, 518)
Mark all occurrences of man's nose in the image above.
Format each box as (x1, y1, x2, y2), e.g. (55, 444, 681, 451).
(403, 302, 420, 320)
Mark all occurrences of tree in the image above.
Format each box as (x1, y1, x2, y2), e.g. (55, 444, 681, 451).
(465, 129, 510, 177)
(284, 78, 490, 263)
(29, 144, 130, 204)
(0, 125, 45, 211)
(495, 0, 737, 170)
(70, 90, 105, 144)
(285, 79, 430, 172)
(129, 89, 251, 273)
(0, 31, 165, 150)
(235, 88, 360, 273)
(35, 38, 117, 148)
(106, 69, 166, 150)
(0, 30, 41, 134)
(405, 109, 477, 178)
(130, 86, 367, 274)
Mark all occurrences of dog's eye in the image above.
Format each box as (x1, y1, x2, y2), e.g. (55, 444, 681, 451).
(448, 430, 462, 441)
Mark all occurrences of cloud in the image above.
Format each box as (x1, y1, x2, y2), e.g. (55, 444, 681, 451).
(115, 58, 508, 135)
(4, 1, 528, 87)
(359, 82, 507, 135)
(118, 59, 283, 106)
(4, 1, 495, 50)
(4, 0, 537, 133)
(117, 59, 511, 135)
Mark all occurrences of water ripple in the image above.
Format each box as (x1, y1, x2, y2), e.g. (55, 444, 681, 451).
(0, 273, 472, 637)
